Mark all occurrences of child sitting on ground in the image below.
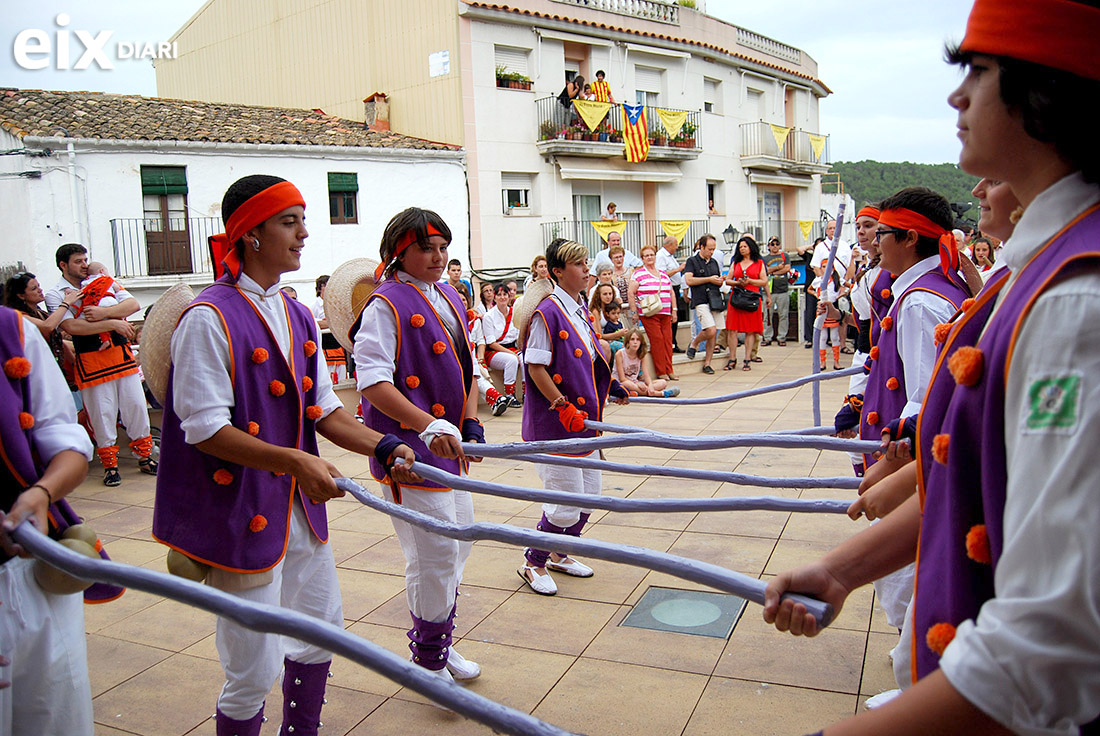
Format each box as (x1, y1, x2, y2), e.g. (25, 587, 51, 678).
(614, 328, 679, 398)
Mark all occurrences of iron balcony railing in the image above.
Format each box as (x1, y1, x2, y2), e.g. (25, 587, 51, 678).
(109, 216, 222, 279)
(550, 0, 679, 24)
(739, 121, 830, 167)
(536, 97, 701, 149)
(540, 219, 711, 261)
(739, 219, 825, 248)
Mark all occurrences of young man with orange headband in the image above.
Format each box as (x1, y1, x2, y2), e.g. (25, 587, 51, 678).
(153, 175, 417, 736)
(764, 1, 1100, 733)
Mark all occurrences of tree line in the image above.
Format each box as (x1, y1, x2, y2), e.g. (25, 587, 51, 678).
(828, 160, 982, 223)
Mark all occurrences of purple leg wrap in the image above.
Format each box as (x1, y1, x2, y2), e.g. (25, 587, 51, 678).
(408, 611, 453, 671)
(853, 462, 865, 478)
(525, 512, 570, 567)
(216, 705, 264, 736)
(280, 659, 329, 736)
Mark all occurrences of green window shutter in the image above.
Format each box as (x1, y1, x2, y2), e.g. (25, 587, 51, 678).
(140, 166, 188, 195)
(328, 172, 358, 193)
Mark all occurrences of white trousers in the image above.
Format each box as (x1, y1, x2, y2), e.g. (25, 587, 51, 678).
(487, 351, 521, 386)
(476, 366, 495, 401)
(214, 500, 343, 720)
(80, 372, 150, 449)
(873, 560, 914, 630)
(537, 461, 602, 528)
(0, 557, 93, 736)
(382, 484, 474, 623)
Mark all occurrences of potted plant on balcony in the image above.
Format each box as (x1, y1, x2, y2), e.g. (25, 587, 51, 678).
(539, 120, 559, 141)
(654, 132, 667, 147)
(681, 121, 697, 148)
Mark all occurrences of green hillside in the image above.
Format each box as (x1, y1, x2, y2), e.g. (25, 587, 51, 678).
(827, 161, 982, 222)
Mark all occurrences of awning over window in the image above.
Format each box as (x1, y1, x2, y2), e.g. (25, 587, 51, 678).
(554, 157, 681, 183)
(327, 172, 359, 192)
(140, 166, 188, 195)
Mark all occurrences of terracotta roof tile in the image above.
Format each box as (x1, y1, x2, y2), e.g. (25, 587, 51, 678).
(0, 88, 459, 150)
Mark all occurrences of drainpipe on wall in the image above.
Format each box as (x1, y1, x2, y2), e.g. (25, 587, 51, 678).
(65, 140, 86, 246)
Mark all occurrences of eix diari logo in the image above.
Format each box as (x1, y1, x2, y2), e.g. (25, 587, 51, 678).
(13, 13, 178, 71)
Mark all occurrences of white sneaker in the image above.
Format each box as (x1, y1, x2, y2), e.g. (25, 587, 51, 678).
(446, 647, 481, 680)
(546, 556, 594, 577)
(865, 689, 902, 709)
(518, 564, 557, 595)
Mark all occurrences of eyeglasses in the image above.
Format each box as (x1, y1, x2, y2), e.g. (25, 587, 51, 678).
(874, 228, 908, 243)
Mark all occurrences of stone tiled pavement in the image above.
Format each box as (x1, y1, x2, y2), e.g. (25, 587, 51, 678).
(74, 343, 899, 736)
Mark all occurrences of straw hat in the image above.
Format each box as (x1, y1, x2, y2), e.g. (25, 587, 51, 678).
(139, 282, 195, 405)
(514, 278, 554, 347)
(325, 257, 381, 353)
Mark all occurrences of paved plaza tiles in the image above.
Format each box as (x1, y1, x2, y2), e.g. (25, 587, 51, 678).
(74, 344, 897, 735)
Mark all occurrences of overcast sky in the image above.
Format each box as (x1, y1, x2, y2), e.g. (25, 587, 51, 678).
(2, 0, 973, 164)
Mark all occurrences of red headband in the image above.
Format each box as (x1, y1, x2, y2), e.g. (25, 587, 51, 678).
(878, 207, 959, 275)
(374, 223, 445, 281)
(209, 181, 306, 281)
(961, 0, 1100, 82)
(856, 206, 880, 221)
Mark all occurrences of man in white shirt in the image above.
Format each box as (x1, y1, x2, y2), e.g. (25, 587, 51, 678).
(655, 235, 687, 352)
(588, 231, 642, 290)
(480, 282, 523, 406)
(43, 243, 89, 314)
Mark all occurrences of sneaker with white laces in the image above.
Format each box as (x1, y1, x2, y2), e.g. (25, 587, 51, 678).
(546, 556, 593, 578)
(507, 394, 523, 408)
(662, 387, 681, 398)
(491, 394, 509, 416)
(445, 647, 481, 680)
(518, 563, 557, 595)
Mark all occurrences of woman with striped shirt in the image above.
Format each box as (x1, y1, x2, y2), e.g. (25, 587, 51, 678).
(628, 244, 677, 381)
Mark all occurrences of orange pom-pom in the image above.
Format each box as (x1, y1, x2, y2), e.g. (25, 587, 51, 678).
(431, 403, 446, 418)
(881, 316, 894, 331)
(961, 298, 976, 313)
(866, 411, 879, 426)
(405, 375, 421, 389)
(880, 288, 892, 300)
(552, 374, 563, 384)
(869, 346, 880, 361)
(247, 421, 260, 436)
(18, 412, 34, 430)
(410, 314, 425, 328)
(558, 330, 569, 340)
(466, 309, 478, 321)
(251, 348, 268, 364)
(886, 376, 900, 391)
(213, 469, 234, 486)
(400, 422, 411, 430)
(926, 622, 957, 656)
(576, 396, 586, 406)
(948, 346, 984, 387)
(302, 376, 313, 392)
(269, 380, 286, 397)
(934, 322, 951, 345)
(3, 357, 31, 379)
(573, 348, 583, 358)
(932, 433, 950, 464)
(966, 524, 992, 564)
(432, 341, 446, 355)
(305, 405, 323, 420)
(304, 340, 317, 357)
(249, 515, 268, 533)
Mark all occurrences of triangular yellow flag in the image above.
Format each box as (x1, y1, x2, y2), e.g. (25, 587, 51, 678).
(770, 124, 791, 153)
(808, 133, 826, 161)
(573, 99, 612, 132)
(655, 108, 687, 140)
(590, 220, 626, 242)
(798, 220, 814, 240)
(659, 220, 691, 244)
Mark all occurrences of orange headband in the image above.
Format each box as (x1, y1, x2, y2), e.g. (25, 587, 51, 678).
(856, 206, 880, 221)
(961, 0, 1100, 82)
(374, 223, 446, 281)
(210, 181, 306, 281)
(878, 207, 959, 275)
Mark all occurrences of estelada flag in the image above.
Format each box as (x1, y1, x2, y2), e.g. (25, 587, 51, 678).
(622, 103, 650, 163)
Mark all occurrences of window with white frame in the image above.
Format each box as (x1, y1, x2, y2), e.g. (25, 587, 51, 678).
(501, 172, 533, 213)
(704, 77, 720, 114)
(494, 45, 530, 81)
(634, 65, 662, 107)
(707, 181, 722, 214)
(746, 87, 766, 120)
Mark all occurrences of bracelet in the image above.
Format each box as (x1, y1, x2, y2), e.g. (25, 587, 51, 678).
(27, 483, 52, 504)
(548, 396, 568, 411)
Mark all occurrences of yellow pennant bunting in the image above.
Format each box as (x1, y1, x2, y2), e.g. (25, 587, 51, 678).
(770, 124, 791, 153)
(808, 133, 826, 161)
(590, 220, 626, 242)
(655, 108, 687, 140)
(659, 220, 691, 245)
(798, 220, 814, 241)
(573, 99, 612, 132)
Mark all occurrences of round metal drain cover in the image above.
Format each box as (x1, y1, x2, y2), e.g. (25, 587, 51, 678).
(650, 598, 723, 627)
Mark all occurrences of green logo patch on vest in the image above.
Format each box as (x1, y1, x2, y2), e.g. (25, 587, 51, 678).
(1026, 374, 1081, 431)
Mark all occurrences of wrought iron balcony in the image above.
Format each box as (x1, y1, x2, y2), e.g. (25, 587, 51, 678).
(109, 216, 222, 279)
(535, 97, 701, 161)
(540, 218, 710, 261)
(739, 121, 830, 175)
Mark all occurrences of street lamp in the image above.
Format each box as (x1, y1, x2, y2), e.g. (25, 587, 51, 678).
(722, 224, 738, 245)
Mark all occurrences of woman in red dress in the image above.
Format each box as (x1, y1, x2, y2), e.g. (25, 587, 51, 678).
(724, 236, 767, 371)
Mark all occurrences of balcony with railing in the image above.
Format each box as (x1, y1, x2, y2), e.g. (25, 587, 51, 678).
(739, 122, 830, 175)
(535, 97, 701, 161)
(109, 216, 222, 281)
(739, 219, 825, 248)
(550, 0, 679, 24)
(540, 219, 711, 261)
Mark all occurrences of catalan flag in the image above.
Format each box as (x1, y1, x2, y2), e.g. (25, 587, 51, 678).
(622, 103, 650, 163)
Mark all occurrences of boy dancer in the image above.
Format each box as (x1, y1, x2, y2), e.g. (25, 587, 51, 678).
(481, 281, 523, 406)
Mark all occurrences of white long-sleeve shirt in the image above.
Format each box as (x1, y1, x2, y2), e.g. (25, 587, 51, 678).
(937, 172, 1100, 736)
(524, 285, 596, 366)
(20, 316, 93, 463)
(170, 274, 342, 445)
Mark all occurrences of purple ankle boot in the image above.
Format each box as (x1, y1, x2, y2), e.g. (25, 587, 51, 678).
(408, 611, 453, 671)
(280, 659, 330, 735)
(215, 705, 264, 736)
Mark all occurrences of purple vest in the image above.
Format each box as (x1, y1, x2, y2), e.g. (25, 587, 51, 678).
(912, 207, 1100, 701)
(153, 282, 326, 573)
(860, 267, 968, 467)
(521, 296, 611, 444)
(0, 308, 40, 520)
(361, 279, 471, 491)
(869, 268, 897, 348)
